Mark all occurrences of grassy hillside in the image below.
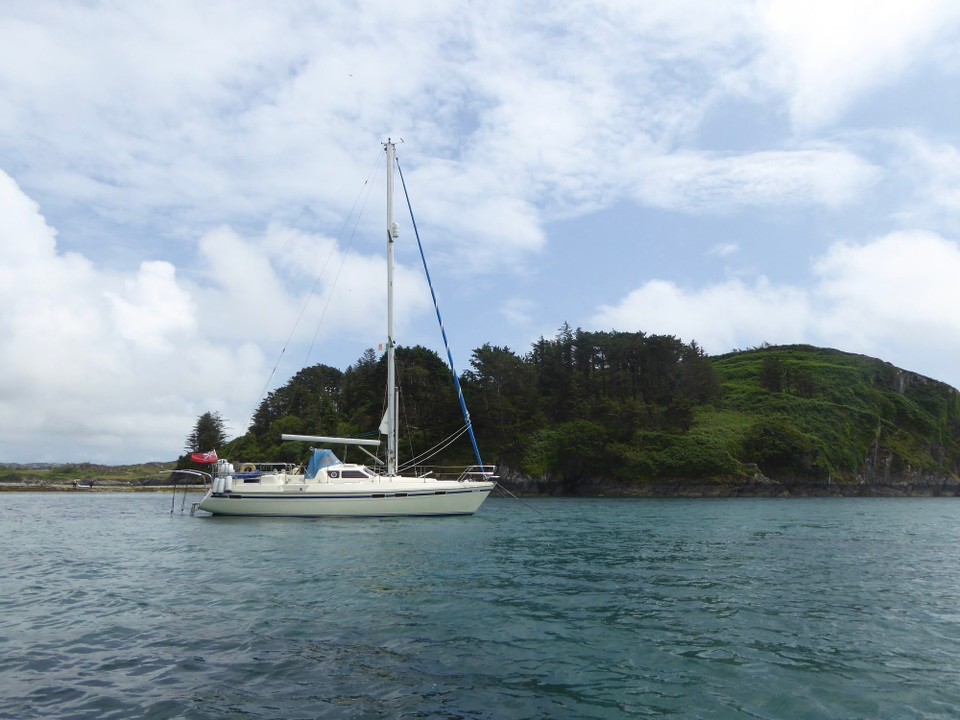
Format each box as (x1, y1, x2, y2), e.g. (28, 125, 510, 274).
(0, 462, 179, 489)
(719, 347, 956, 464)
(496, 344, 960, 495)
(666, 345, 960, 493)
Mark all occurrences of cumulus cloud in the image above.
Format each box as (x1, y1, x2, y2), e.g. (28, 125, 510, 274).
(813, 230, 960, 348)
(0, 170, 429, 463)
(591, 278, 811, 354)
(591, 230, 960, 389)
(0, 171, 269, 462)
(105, 263, 196, 351)
(189, 223, 432, 353)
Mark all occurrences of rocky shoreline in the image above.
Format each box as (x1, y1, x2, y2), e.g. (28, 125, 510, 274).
(496, 467, 960, 498)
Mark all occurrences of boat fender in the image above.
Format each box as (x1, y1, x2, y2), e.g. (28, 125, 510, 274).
(239, 463, 256, 473)
(213, 477, 223, 494)
(224, 476, 233, 493)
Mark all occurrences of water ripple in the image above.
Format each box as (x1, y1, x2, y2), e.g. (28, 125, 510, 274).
(3, 495, 960, 718)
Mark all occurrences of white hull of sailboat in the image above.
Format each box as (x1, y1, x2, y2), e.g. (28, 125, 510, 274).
(196, 482, 494, 517)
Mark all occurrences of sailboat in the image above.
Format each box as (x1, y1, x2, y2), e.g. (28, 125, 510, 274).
(196, 141, 497, 517)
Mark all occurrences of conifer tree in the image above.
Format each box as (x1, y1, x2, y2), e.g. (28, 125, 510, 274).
(185, 411, 228, 453)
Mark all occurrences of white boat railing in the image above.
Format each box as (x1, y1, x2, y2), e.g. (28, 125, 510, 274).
(457, 465, 499, 482)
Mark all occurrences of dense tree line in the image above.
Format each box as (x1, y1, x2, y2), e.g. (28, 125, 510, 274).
(184, 335, 960, 492)
(210, 326, 719, 484)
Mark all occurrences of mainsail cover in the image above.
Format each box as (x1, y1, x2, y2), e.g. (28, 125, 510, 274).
(306, 449, 341, 479)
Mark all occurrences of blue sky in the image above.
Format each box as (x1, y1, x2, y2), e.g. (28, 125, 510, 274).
(2, 1, 959, 463)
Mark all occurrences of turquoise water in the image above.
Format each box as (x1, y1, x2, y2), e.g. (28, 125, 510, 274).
(2, 494, 960, 719)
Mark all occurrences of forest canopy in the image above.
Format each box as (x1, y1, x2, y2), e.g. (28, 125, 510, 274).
(196, 325, 960, 494)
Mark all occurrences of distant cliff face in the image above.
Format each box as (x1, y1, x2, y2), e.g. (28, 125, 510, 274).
(893, 368, 933, 394)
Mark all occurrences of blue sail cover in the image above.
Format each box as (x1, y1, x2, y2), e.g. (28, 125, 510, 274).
(305, 449, 341, 479)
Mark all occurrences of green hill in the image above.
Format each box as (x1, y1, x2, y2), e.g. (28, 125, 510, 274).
(689, 345, 960, 496)
(217, 330, 960, 497)
(0, 462, 177, 489)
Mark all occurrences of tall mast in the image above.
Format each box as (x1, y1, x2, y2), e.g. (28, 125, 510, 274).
(385, 140, 398, 476)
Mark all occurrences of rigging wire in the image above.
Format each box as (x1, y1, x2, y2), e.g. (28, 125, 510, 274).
(239, 150, 385, 435)
(397, 425, 471, 472)
(301, 156, 383, 368)
(395, 157, 485, 470)
(393, 357, 465, 472)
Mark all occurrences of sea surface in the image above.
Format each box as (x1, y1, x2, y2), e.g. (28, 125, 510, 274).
(2, 493, 960, 719)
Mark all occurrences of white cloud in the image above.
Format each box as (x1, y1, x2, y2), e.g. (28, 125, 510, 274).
(591, 278, 811, 353)
(105, 262, 195, 351)
(592, 230, 960, 388)
(635, 146, 880, 212)
(890, 133, 960, 230)
(756, 0, 960, 131)
(0, 1, 908, 273)
(0, 169, 425, 463)
(500, 297, 536, 328)
(0, 171, 267, 462)
(710, 243, 739, 257)
(189, 223, 432, 357)
(813, 230, 960, 349)
(396, 157, 546, 271)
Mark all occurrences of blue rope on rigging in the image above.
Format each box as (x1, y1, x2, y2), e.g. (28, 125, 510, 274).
(395, 158, 485, 470)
